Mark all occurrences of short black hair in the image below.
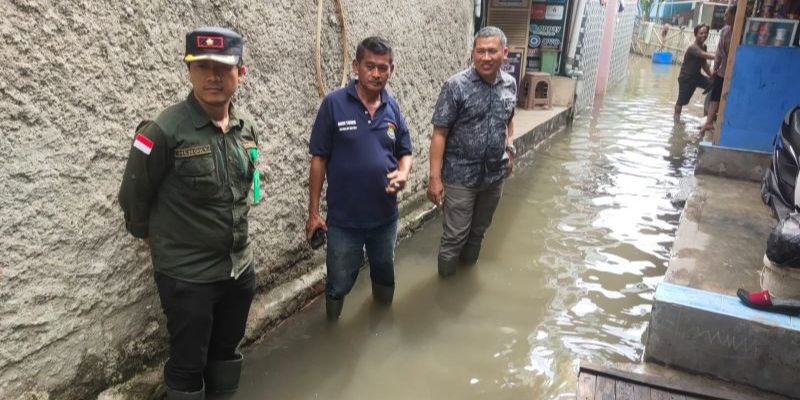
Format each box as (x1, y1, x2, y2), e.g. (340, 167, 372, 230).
(694, 24, 709, 35)
(356, 36, 393, 63)
(727, 5, 737, 17)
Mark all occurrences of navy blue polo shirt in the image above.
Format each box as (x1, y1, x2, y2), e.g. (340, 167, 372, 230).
(309, 80, 413, 229)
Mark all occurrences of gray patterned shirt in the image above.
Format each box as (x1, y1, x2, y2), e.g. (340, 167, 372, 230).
(432, 66, 516, 188)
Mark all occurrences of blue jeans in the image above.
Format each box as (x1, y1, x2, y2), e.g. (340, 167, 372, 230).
(326, 220, 398, 300)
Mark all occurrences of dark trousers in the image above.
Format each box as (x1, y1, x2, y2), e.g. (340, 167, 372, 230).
(154, 266, 256, 391)
(439, 180, 504, 261)
(676, 75, 712, 106)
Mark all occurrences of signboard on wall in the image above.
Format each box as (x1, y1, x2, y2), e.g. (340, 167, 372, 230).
(530, 21, 563, 49)
(532, 3, 547, 19)
(527, 0, 569, 72)
(526, 45, 541, 72)
(502, 50, 524, 88)
(526, 55, 541, 71)
(491, 0, 527, 7)
(545, 5, 564, 20)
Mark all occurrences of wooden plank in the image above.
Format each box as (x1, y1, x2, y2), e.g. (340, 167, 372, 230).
(578, 362, 788, 400)
(712, 0, 748, 144)
(596, 376, 616, 400)
(652, 388, 685, 400)
(616, 380, 636, 400)
(651, 389, 670, 400)
(633, 384, 651, 400)
(577, 371, 597, 400)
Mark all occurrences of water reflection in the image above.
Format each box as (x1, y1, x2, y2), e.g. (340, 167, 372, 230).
(497, 55, 700, 398)
(226, 56, 701, 400)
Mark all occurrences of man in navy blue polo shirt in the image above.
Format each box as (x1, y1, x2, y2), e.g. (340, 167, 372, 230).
(306, 37, 413, 320)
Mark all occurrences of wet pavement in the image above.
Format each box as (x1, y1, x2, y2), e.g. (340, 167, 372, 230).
(224, 56, 706, 400)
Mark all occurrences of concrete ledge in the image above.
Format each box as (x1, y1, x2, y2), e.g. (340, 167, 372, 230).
(645, 282, 800, 398)
(644, 174, 794, 396)
(696, 142, 771, 182)
(514, 106, 571, 155)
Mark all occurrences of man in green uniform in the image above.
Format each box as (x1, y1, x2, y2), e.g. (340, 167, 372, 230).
(118, 27, 260, 399)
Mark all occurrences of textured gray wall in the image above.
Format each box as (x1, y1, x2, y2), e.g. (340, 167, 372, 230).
(0, 0, 473, 398)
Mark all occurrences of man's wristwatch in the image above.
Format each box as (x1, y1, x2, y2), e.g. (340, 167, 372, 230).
(505, 144, 517, 157)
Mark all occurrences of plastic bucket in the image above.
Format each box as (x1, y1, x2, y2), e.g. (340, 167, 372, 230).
(652, 51, 673, 64)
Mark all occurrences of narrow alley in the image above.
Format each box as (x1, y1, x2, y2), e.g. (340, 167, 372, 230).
(226, 56, 704, 400)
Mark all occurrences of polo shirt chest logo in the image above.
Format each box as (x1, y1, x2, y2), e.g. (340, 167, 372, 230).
(336, 120, 357, 133)
(386, 122, 396, 141)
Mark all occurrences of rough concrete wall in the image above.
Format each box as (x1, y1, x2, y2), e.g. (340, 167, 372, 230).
(0, 0, 473, 398)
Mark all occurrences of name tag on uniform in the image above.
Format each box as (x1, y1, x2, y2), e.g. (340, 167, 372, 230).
(337, 120, 357, 132)
(175, 145, 212, 158)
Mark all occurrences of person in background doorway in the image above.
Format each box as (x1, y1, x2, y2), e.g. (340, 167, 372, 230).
(306, 37, 413, 321)
(118, 27, 260, 399)
(674, 24, 715, 122)
(704, 5, 737, 134)
(427, 26, 517, 277)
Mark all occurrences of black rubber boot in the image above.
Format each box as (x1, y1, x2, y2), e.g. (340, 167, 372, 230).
(371, 282, 395, 305)
(459, 244, 481, 265)
(165, 382, 205, 400)
(438, 256, 458, 278)
(204, 354, 243, 394)
(326, 297, 344, 321)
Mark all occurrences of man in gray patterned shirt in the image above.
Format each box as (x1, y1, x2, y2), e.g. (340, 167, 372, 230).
(427, 26, 517, 277)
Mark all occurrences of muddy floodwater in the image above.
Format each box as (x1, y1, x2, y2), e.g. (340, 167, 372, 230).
(225, 56, 704, 400)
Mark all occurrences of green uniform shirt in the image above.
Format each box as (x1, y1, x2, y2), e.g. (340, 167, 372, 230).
(119, 93, 259, 282)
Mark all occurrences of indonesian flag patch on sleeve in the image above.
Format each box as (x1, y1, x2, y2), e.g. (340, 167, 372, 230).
(133, 133, 153, 155)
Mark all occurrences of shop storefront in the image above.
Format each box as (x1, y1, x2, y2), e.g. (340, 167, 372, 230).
(715, 0, 800, 151)
(480, 0, 574, 85)
(475, 0, 637, 114)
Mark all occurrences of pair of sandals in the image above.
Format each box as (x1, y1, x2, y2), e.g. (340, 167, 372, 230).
(737, 289, 800, 315)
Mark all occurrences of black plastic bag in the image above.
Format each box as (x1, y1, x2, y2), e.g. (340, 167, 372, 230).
(766, 213, 800, 268)
(761, 105, 800, 220)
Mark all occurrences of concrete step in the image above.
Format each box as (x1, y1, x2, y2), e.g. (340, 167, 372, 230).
(644, 171, 800, 398)
(646, 282, 800, 398)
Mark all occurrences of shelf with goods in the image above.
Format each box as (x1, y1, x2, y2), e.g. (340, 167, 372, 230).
(744, 0, 800, 46)
(712, 0, 800, 146)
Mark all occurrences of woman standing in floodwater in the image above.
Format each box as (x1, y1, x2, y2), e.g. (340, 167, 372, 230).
(674, 24, 715, 122)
